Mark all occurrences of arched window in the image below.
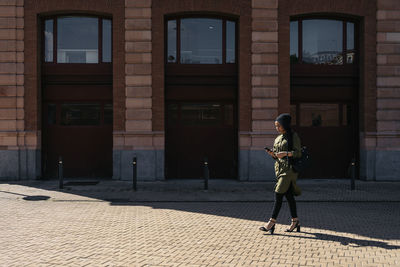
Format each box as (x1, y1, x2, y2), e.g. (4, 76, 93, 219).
(43, 16, 112, 64)
(166, 17, 236, 64)
(290, 17, 356, 65)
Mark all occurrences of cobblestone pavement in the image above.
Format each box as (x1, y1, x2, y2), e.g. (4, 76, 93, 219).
(0, 185, 399, 266)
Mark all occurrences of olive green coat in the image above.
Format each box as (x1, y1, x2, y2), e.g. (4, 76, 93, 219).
(272, 132, 302, 195)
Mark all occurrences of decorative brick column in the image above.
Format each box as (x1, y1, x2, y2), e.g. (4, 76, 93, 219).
(374, 0, 400, 180)
(114, 0, 164, 180)
(244, 0, 278, 180)
(0, 0, 36, 179)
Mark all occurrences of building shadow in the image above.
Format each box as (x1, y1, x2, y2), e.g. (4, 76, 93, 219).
(1, 180, 400, 244)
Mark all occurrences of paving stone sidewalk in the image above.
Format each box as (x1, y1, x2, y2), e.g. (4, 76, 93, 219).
(1, 179, 399, 266)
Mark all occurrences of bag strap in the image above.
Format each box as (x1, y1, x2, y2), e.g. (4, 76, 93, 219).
(286, 132, 295, 166)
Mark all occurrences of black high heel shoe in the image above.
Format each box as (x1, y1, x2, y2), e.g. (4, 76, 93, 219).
(259, 220, 276, 234)
(285, 219, 300, 232)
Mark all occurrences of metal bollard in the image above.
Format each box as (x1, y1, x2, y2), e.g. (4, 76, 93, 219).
(203, 157, 209, 191)
(58, 156, 63, 189)
(350, 158, 355, 191)
(132, 156, 137, 191)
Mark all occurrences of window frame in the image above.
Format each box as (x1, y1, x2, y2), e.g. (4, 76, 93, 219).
(165, 15, 238, 65)
(290, 15, 358, 66)
(41, 14, 113, 65)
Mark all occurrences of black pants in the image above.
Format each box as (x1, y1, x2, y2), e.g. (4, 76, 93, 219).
(271, 183, 298, 220)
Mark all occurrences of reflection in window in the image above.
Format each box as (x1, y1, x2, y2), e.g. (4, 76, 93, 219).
(302, 20, 343, 65)
(300, 103, 339, 127)
(102, 19, 112, 62)
(44, 20, 53, 62)
(180, 18, 222, 64)
(181, 103, 222, 125)
(104, 103, 113, 124)
(47, 104, 56, 124)
(290, 21, 298, 63)
(226, 21, 236, 63)
(167, 20, 177, 63)
(61, 103, 100, 126)
(57, 17, 99, 63)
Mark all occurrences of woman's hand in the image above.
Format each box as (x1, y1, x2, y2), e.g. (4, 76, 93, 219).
(266, 150, 277, 159)
(275, 151, 293, 158)
(266, 150, 275, 158)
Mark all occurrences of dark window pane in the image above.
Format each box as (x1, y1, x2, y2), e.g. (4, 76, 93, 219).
(181, 103, 222, 125)
(180, 18, 222, 64)
(290, 104, 297, 126)
(44, 19, 53, 62)
(347, 22, 354, 50)
(302, 19, 343, 65)
(167, 103, 179, 125)
(300, 103, 340, 127)
(290, 21, 298, 63)
(167, 20, 177, 63)
(346, 22, 355, 63)
(104, 103, 113, 124)
(57, 17, 98, 63)
(224, 104, 233, 125)
(61, 103, 100, 126)
(342, 104, 352, 126)
(226, 21, 236, 63)
(47, 104, 56, 124)
(102, 19, 112, 62)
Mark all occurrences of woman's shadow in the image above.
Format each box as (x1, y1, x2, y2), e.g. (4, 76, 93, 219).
(266, 231, 400, 250)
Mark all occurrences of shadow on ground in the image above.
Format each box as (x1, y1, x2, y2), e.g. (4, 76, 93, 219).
(263, 231, 400, 250)
(1, 179, 400, 246)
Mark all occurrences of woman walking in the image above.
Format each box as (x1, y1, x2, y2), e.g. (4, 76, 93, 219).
(259, 113, 302, 234)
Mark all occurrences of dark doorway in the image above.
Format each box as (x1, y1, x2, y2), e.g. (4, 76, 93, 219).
(41, 16, 113, 178)
(290, 17, 359, 178)
(166, 101, 236, 178)
(165, 16, 238, 179)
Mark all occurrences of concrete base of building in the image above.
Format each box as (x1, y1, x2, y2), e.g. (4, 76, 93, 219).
(113, 149, 277, 181)
(113, 150, 165, 181)
(359, 149, 400, 181)
(239, 150, 276, 181)
(1, 149, 398, 181)
(375, 150, 400, 181)
(360, 149, 376, 181)
(0, 149, 41, 180)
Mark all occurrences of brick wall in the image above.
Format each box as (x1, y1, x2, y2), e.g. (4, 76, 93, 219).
(120, 0, 162, 152)
(0, 0, 29, 151)
(248, 0, 278, 150)
(0, 0, 40, 179)
(376, 0, 400, 149)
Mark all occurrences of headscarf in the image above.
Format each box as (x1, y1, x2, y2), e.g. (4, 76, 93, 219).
(275, 113, 293, 151)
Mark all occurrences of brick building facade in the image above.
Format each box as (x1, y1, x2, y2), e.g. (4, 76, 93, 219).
(0, 0, 399, 181)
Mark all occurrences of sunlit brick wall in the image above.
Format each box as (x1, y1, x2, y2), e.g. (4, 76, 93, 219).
(0, 0, 24, 148)
(377, 0, 400, 143)
(122, 0, 160, 151)
(250, 0, 278, 150)
(375, 0, 400, 179)
(0, 0, 34, 179)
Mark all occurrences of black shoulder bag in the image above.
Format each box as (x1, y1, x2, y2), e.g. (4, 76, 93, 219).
(287, 132, 311, 174)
